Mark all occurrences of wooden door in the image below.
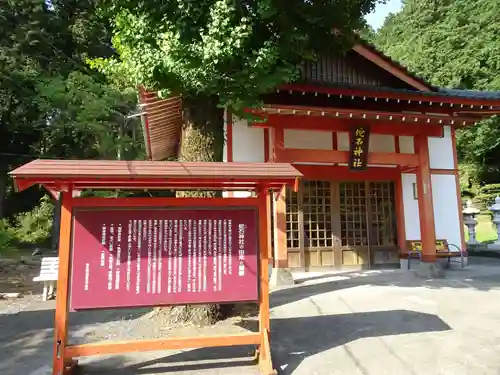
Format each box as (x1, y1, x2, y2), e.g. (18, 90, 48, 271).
(337, 182, 370, 267)
(367, 182, 399, 265)
(285, 180, 398, 269)
(302, 180, 335, 268)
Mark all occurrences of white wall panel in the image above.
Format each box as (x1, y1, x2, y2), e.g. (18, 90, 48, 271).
(284, 129, 332, 150)
(428, 126, 454, 169)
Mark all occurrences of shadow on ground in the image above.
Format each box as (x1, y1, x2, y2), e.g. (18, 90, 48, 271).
(0, 307, 150, 375)
(78, 309, 449, 375)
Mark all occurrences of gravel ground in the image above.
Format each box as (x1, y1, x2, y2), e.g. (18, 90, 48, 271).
(3, 257, 500, 375)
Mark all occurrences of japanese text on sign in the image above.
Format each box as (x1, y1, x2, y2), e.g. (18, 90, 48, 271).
(70, 208, 259, 310)
(349, 126, 370, 171)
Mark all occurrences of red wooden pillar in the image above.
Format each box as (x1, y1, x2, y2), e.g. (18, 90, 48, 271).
(271, 127, 284, 162)
(271, 127, 288, 269)
(414, 134, 437, 262)
(273, 189, 288, 268)
(53, 188, 74, 375)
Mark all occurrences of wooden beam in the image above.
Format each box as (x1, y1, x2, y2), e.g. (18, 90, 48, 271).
(292, 164, 401, 181)
(415, 135, 437, 262)
(260, 104, 479, 126)
(256, 115, 444, 137)
(71, 197, 260, 208)
(65, 333, 261, 357)
(276, 148, 419, 167)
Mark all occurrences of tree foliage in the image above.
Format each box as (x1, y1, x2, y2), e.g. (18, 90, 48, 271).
(0, 0, 143, 219)
(373, 0, 500, 184)
(98, 0, 379, 114)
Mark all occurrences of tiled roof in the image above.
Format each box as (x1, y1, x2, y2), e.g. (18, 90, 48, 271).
(437, 88, 500, 99)
(355, 38, 435, 91)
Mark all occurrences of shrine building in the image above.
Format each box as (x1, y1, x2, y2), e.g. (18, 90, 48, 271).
(140, 39, 500, 278)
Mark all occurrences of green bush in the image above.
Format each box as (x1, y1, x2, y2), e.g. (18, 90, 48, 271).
(14, 195, 54, 245)
(472, 183, 500, 214)
(0, 219, 14, 251)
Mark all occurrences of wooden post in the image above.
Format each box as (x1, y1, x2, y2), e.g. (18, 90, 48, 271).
(257, 190, 275, 374)
(451, 127, 467, 252)
(414, 135, 437, 262)
(53, 189, 74, 375)
(271, 127, 284, 162)
(273, 189, 288, 268)
(395, 173, 407, 257)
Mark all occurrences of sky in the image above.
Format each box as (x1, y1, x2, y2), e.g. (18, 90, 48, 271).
(365, 0, 403, 30)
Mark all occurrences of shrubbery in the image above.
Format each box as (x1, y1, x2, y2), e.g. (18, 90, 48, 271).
(0, 195, 54, 252)
(472, 184, 500, 214)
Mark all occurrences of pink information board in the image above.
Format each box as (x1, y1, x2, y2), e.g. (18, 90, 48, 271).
(70, 207, 259, 310)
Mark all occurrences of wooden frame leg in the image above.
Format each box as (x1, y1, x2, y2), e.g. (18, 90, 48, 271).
(256, 190, 276, 375)
(53, 190, 73, 375)
(258, 330, 277, 375)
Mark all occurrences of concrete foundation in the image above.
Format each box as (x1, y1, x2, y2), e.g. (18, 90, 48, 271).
(269, 267, 295, 287)
(416, 261, 445, 278)
(400, 258, 409, 270)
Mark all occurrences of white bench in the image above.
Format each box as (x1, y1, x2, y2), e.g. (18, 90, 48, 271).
(33, 257, 59, 301)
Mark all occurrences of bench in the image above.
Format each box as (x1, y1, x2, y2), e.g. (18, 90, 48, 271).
(33, 257, 59, 301)
(406, 239, 465, 269)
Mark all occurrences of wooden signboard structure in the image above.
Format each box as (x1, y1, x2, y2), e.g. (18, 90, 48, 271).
(9, 159, 302, 375)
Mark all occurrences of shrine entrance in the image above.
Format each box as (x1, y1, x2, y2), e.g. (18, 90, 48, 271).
(286, 180, 399, 270)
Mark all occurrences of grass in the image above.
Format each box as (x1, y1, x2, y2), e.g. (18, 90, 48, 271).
(465, 214, 498, 244)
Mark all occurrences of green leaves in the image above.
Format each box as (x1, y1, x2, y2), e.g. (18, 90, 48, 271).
(98, 0, 378, 116)
(374, 0, 500, 184)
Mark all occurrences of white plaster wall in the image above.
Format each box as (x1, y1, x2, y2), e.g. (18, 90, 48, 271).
(284, 129, 332, 149)
(428, 126, 454, 169)
(223, 115, 263, 198)
(369, 134, 395, 153)
(231, 116, 265, 162)
(402, 173, 420, 240)
(432, 174, 462, 248)
(402, 173, 462, 248)
(368, 134, 396, 168)
(337, 132, 350, 151)
(399, 136, 414, 154)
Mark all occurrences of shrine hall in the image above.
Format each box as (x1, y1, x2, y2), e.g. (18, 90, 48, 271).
(140, 39, 500, 280)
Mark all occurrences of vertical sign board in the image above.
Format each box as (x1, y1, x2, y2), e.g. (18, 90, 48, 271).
(349, 126, 370, 171)
(70, 207, 259, 310)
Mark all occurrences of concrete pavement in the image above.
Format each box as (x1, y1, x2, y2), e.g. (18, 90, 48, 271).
(4, 257, 500, 375)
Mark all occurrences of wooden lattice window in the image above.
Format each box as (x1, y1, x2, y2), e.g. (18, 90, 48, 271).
(369, 182, 397, 246)
(302, 180, 333, 248)
(286, 188, 300, 249)
(339, 182, 368, 247)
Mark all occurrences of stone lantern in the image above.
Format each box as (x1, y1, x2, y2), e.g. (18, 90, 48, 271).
(463, 200, 480, 245)
(489, 196, 500, 248)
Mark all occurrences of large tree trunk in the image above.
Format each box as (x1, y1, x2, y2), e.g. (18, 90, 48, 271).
(160, 95, 232, 325)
